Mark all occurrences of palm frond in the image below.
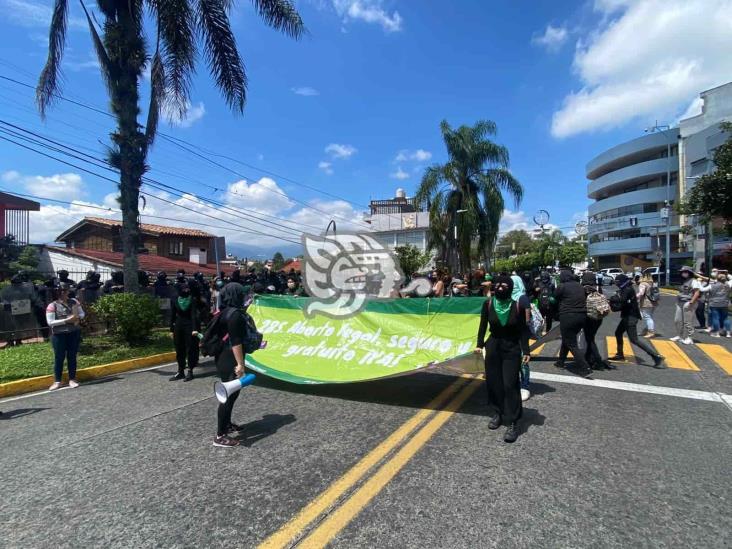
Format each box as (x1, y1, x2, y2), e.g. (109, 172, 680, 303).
(482, 168, 523, 208)
(144, 47, 166, 148)
(415, 165, 445, 206)
(79, 0, 116, 98)
(251, 0, 306, 39)
(36, 0, 68, 117)
(197, 0, 247, 112)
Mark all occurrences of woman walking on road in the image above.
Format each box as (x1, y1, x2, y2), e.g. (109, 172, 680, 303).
(554, 270, 592, 377)
(46, 283, 85, 390)
(671, 266, 702, 345)
(637, 273, 658, 338)
(475, 275, 530, 443)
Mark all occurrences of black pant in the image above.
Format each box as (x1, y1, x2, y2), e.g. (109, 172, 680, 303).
(173, 323, 199, 372)
(558, 312, 591, 370)
(584, 317, 604, 367)
(540, 307, 553, 332)
(484, 337, 522, 424)
(615, 316, 659, 360)
(696, 302, 706, 328)
(215, 348, 241, 436)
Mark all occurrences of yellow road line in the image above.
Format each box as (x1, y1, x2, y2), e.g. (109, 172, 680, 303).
(531, 344, 545, 357)
(257, 375, 471, 549)
(606, 336, 634, 360)
(298, 376, 483, 549)
(650, 340, 700, 371)
(697, 344, 732, 375)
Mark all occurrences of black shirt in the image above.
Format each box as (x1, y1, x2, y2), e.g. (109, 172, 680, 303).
(554, 280, 586, 316)
(618, 284, 641, 319)
(476, 298, 530, 355)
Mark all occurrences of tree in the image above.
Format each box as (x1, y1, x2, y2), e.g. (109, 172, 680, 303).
(537, 229, 567, 266)
(415, 120, 522, 274)
(677, 122, 732, 234)
(557, 241, 587, 267)
(272, 251, 285, 270)
(393, 245, 433, 277)
(37, 1, 305, 292)
(495, 229, 535, 259)
(0, 235, 22, 279)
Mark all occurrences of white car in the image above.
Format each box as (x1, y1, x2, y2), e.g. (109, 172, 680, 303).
(600, 268, 624, 281)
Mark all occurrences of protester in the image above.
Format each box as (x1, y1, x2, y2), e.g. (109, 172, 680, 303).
(637, 273, 658, 338)
(696, 269, 714, 330)
(671, 266, 702, 345)
(46, 283, 85, 390)
(212, 283, 251, 448)
(508, 274, 532, 401)
(103, 270, 125, 294)
(536, 270, 555, 333)
(582, 271, 614, 371)
(707, 272, 731, 338)
(554, 269, 592, 377)
(284, 276, 307, 297)
(475, 275, 529, 443)
(610, 275, 666, 368)
(169, 282, 207, 382)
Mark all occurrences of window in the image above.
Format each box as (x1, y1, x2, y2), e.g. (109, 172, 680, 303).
(168, 241, 184, 255)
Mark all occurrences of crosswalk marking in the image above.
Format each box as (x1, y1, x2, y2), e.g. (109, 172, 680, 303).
(605, 336, 634, 360)
(650, 340, 700, 371)
(531, 344, 545, 357)
(697, 344, 732, 375)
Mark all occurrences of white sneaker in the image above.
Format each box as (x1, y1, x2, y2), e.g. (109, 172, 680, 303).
(670, 336, 681, 342)
(710, 333, 721, 338)
(521, 389, 531, 402)
(48, 382, 61, 391)
(68, 380, 80, 388)
(681, 338, 694, 345)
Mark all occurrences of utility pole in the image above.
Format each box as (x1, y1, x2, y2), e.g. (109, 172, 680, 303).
(645, 122, 673, 286)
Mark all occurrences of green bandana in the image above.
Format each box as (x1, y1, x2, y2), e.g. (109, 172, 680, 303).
(492, 297, 513, 327)
(177, 296, 192, 311)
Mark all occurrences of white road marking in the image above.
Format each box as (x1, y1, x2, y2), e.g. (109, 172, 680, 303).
(532, 372, 731, 406)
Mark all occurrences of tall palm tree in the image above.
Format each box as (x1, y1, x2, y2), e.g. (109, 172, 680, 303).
(37, 0, 304, 291)
(415, 120, 522, 274)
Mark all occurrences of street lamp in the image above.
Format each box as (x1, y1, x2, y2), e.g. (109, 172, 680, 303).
(454, 209, 468, 273)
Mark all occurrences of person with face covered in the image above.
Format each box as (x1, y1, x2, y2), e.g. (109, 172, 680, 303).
(169, 282, 203, 382)
(284, 276, 306, 297)
(212, 283, 252, 447)
(554, 269, 592, 377)
(536, 271, 556, 333)
(475, 275, 530, 443)
(671, 266, 702, 344)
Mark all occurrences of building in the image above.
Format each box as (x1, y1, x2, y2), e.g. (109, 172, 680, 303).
(56, 217, 226, 265)
(0, 192, 40, 245)
(364, 188, 430, 252)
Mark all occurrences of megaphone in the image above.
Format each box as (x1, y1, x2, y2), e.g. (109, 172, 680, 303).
(214, 373, 256, 403)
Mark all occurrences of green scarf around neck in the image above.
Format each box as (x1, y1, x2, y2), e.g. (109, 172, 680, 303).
(177, 296, 192, 311)
(492, 297, 513, 327)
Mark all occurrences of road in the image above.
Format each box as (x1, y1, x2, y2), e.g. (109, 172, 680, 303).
(1, 293, 731, 548)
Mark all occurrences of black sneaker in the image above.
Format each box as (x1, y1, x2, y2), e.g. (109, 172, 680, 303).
(213, 435, 240, 448)
(226, 422, 246, 434)
(653, 355, 667, 369)
(169, 372, 185, 381)
(577, 367, 593, 378)
(488, 415, 501, 430)
(184, 369, 194, 382)
(608, 354, 625, 361)
(554, 360, 565, 369)
(504, 423, 519, 443)
(602, 360, 617, 370)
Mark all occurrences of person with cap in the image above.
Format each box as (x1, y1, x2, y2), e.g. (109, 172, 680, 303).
(553, 269, 592, 377)
(707, 271, 731, 337)
(475, 275, 530, 443)
(609, 274, 666, 368)
(671, 266, 702, 345)
(212, 282, 252, 447)
(46, 283, 85, 390)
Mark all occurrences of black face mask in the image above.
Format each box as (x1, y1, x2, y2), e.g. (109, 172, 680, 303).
(494, 287, 511, 300)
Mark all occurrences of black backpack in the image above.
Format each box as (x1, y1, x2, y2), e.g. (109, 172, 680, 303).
(609, 291, 623, 312)
(200, 308, 263, 357)
(241, 311, 264, 354)
(538, 284, 553, 309)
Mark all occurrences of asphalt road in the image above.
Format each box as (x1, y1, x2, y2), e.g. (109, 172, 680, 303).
(1, 293, 731, 549)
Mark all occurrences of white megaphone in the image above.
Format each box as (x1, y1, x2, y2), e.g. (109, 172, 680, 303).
(214, 373, 256, 403)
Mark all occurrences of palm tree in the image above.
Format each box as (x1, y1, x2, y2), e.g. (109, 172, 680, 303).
(415, 120, 522, 274)
(37, 0, 304, 291)
(537, 229, 567, 266)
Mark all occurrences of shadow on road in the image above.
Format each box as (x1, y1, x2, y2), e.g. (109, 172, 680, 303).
(236, 413, 297, 447)
(0, 407, 49, 420)
(520, 407, 546, 435)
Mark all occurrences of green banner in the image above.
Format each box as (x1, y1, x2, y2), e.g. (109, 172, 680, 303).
(245, 295, 486, 384)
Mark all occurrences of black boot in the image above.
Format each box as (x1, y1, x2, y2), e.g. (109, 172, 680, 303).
(504, 422, 519, 443)
(554, 360, 565, 369)
(608, 354, 625, 361)
(602, 360, 617, 370)
(488, 415, 501, 430)
(653, 355, 667, 369)
(184, 369, 194, 382)
(169, 371, 185, 381)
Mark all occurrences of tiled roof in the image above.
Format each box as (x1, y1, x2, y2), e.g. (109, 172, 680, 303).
(81, 217, 214, 238)
(282, 259, 302, 272)
(47, 247, 235, 276)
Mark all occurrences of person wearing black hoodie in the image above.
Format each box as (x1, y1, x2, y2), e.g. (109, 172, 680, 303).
(554, 269, 592, 377)
(581, 271, 614, 371)
(610, 274, 666, 368)
(536, 270, 556, 332)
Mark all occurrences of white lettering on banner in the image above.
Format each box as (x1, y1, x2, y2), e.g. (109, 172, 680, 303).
(261, 319, 290, 334)
(287, 320, 334, 337)
(386, 334, 454, 355)
(282, 342, 356, 361)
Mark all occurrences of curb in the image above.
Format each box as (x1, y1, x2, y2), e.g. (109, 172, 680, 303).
(0, 351, 177, 399)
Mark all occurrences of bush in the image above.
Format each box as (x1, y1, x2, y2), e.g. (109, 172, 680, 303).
(93, 292, 161, 344)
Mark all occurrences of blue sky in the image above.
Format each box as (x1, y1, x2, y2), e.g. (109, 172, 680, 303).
(1, 0, 730, 257)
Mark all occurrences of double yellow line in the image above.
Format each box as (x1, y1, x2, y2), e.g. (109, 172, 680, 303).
(259, 374, 483, 549)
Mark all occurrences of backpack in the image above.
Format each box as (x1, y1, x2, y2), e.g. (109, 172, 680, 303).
(200, 308, 263, 357)
(587, 291, 611, 319)
(608, 291, 623, 313)
(200, 309, 230, 358)
(528, 303, 545, 339)
(241, 311, 264, 354)
(538, 285, 553, 310)
(646, 283, 660, 304)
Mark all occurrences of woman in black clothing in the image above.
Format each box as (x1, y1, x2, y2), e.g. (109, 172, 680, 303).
(554, 270, 592, 377)
(169, 283, 206, 382)
(581, 271, 614, 371)
(474, 275, 530, 443)
(213, 283, 251, 448)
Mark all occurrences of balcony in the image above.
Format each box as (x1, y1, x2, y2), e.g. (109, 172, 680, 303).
(588, 186, 677, 217)
(588, 157, 677, 199)
(586, 129, 677, 179)
(589, 237, 653, 256)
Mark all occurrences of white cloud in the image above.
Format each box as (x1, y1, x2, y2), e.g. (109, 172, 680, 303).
(22, 173, 86, 201)
(390, 167, 409, 180)
(332, 0, 402, 32)
(165, 101, 206, 128)
(678, 96, 704, 122)
(224, 177, 293, 214)
(499, 210, 560, 236)
(292, 86, 320, 96)
(2, 170, 20, 183)
(325, 143, 357, 159)
(1, 0, 85, 29)
(531, 24, 568, 52)
(394, 148, 432, 162)
(551, 0, 732, 138)
(318, 161, 334, 175)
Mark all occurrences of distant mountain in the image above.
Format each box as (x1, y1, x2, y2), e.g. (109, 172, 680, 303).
(224, 242, 303, 261)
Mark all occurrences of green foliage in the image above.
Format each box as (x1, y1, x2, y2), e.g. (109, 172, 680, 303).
(0, 234, 21, 279)
(677, 122, 732, 233)
(394, 244, 433, 276)
(493, 252, 542, 274)
(557, 242, 587, 266)
(536, 229, 567, 265)
(496, 230, 536, 258)
(0, 331, 173, 383)
(93, 292, 161, 344)
(8, 246, 41, 280)
(272, 251, 285, 270)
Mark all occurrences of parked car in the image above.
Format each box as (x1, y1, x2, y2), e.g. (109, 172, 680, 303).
(642, 267, 661, 281)
(600, 268, 624, 281)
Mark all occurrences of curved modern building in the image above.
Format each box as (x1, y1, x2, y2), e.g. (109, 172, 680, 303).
(586, 128, 679, 270)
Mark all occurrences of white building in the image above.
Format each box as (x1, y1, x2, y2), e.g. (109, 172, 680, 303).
(364, 188, 430, 252)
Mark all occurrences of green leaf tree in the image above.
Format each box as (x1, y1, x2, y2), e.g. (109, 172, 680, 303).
(415, 120, 522, 274)
(537, 229, 567, 266)
(272, 251, 285, 270)
(0, 235, 22, 279)
(495, 229, 536, 259)
(9, 245, 42, 280)
(37, 1, 305, 292)
(557, 241, 587, 267)
(393, 244, 433, 277)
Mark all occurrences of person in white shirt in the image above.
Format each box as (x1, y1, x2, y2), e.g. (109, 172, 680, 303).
(45, 283, 85, 390)
(670, 266, 701, 345)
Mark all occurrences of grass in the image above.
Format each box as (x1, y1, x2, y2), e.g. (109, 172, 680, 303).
(0, 330, 174, 383)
